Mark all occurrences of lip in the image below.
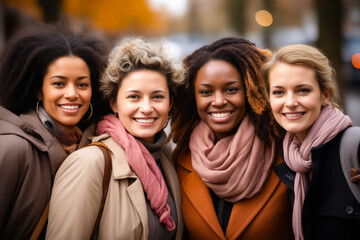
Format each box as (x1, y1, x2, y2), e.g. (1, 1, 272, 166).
(282, 112, 305, 120)
(59, 104, 82, 113)
(209, 111, 233, 122)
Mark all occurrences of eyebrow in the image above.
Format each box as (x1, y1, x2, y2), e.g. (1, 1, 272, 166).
(125, 89, 167, 94)
(199, 81, 240, 87)
(270, 84, 313, 89)
(270, 85, 284, 89)
(49, 75, 90, 80)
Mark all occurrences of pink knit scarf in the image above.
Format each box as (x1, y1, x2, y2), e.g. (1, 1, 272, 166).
(96, 114, 175, 231)
(282, 104, 353, 240)
(189, 114, 276, 202)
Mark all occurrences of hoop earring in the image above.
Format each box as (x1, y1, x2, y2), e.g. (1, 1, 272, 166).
(36, 100, 41, 114)
(82, 103, 93, 122)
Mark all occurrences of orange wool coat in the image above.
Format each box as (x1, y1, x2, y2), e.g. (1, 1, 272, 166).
(176, 151, 294, 240)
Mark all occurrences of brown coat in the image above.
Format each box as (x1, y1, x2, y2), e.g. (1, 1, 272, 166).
(176, 151, 294, 240)
(0, 106, 94, 239)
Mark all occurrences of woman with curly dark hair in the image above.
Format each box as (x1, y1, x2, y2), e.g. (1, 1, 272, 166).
(0, 24, 109, 239)
(169, 37, 293, 239)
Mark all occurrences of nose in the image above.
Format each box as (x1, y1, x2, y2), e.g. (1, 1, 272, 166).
(64, 84, 78, 99)
(285, 93, 298, 107)
(140, 98, 154, 113)
(211, 91, 227, 106)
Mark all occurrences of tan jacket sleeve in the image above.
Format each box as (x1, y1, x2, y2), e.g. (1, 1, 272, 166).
(46, 146, 105, 240)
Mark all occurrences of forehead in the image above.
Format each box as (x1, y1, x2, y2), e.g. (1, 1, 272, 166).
(118, 69, 168, 92)
(195, 60, 243, 86)
(269, 62, 317, 86)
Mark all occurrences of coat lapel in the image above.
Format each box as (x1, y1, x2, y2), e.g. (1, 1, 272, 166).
(226, 157, 282, 239)
(160, 146, 182, 213)
(178, 153, 225, 239)
(160, 145, 184, 239)
(102, 137, 149, 235)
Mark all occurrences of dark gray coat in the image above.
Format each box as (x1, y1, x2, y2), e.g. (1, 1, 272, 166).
(275, 129, 360, 240)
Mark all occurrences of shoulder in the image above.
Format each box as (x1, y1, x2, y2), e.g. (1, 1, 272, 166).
(58, 144, 106, 177)
(174, 151, 193, 181)
(0, 134, 34, 166)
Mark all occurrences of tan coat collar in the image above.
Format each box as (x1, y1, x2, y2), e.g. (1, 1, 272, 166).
(93, 134, 183, 239)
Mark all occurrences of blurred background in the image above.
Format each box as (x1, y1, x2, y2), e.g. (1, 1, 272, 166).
(1, 0, 359, 125)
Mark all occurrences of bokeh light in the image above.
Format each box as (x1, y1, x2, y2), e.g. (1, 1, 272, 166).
(352, 53, 360, 69)
(255, 10, 273, 27)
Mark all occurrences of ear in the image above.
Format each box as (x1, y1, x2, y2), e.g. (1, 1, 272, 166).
(109, 98, 117, 113)
(321, 90, 331, 106)
(36, 91, 42, 101)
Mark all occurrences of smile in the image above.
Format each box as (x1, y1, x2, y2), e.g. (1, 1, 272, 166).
(60, 105, 81, 110)
(210, 112, 231, 118)
(135, 118, 156, 123)
(283, 113, 304, 117)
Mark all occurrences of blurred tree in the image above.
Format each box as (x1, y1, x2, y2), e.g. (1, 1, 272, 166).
(263, 0, 273, 48)
(187, 0, 201, 34)
(316, 0, 344, 101)
(38, 0, 61, 23)
(227, 0, 246, 35)
(63, 0, 166, 35)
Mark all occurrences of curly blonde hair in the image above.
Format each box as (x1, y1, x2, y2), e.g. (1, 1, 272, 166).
(100, 37, 184, 110)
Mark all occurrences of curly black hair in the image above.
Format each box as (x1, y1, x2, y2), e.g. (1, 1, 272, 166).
(0, 24, 111, 129)
(170, 37, 277, 157)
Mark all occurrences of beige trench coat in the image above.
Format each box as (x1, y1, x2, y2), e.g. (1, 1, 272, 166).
(46, 133, 183, 240)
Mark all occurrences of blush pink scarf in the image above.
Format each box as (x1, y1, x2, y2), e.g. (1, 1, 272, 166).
(96, 114, 175, 231)
(282, 104, 353, 240)
(189, 114, 276, 202)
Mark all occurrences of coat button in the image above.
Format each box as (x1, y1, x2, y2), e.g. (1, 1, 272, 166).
(345, 206, 354, 215)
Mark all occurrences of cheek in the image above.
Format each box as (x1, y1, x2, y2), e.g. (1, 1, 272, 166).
(269, 97, 280, 113)
(117, 101, 131, 116)
(231, 93, 246, 111)
(195, 96, 208, 113)
(158, 102, 171, 117)
(83, 90, 92, 104)
(40, 84, 51, 102)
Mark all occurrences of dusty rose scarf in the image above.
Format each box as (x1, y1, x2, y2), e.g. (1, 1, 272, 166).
(96, 114, 175, 231)
(282, 104, 353, 240)
(189, 114, 276, 202)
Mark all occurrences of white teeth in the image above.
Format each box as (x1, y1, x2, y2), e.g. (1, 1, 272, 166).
(135, 118, 155, 123)
(285, 113, 302, 117)
(61, 105, 80, 110)
(211, 112, 230, 118)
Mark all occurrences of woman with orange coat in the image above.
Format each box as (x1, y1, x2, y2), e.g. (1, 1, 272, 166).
(169, 37, 294, 239)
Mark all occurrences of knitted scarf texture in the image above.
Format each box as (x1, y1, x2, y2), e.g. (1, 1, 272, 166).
(282, 104, 353, 240)
(96, 114, 175, 231)
(189, 114, 276, 202)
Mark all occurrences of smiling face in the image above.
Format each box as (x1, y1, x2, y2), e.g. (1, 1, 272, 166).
(194, 60, 246, 140)
(111, 69, 170, 143)
(269, 62, 330, 142)
(40, 56, 92, 126)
